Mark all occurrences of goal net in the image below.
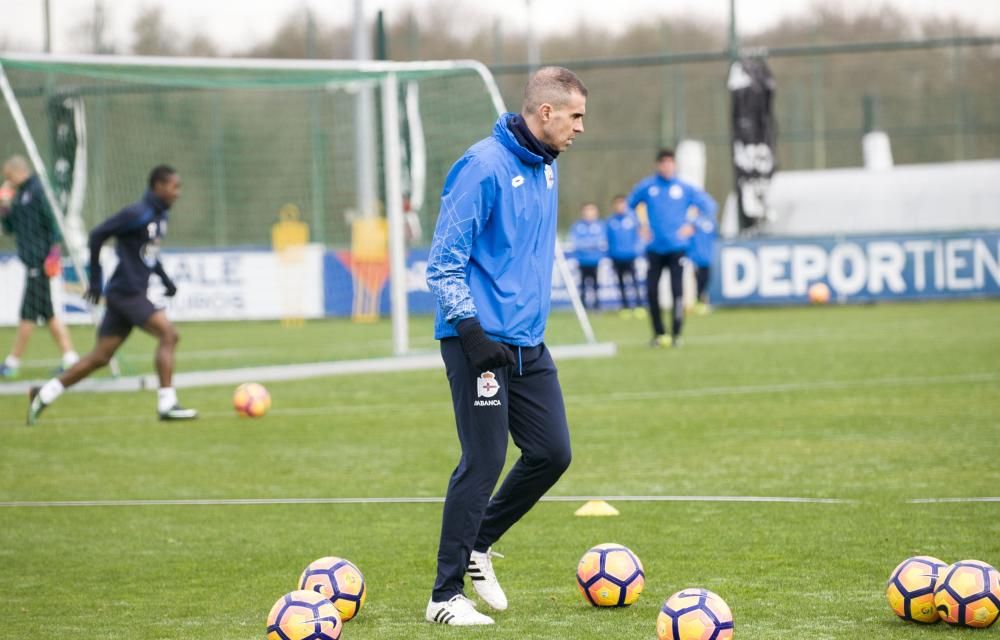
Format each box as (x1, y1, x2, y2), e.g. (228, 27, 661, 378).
(0, 54, 602, 388)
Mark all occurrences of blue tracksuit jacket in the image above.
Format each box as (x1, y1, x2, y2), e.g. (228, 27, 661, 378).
(627, 175, 717, 254)
(687, 212, 718, 268)
(426, 113, 559, 347)
(569, 220, 605, 267)
(605, 211, 641, 261)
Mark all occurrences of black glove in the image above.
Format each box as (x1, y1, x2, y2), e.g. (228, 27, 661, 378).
(455, 318, 516, 372)
(83, 283, 101, 305)
(162, 278, 177, 298)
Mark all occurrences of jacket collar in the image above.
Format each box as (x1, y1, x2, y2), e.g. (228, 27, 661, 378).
(143, 190, 169, 214)
(494, 112, 557, 166)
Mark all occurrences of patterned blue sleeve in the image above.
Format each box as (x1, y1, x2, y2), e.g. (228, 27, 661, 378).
(426, 155, 495, 324)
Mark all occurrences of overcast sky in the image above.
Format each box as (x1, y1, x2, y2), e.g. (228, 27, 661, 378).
(1, 0, 998, 55)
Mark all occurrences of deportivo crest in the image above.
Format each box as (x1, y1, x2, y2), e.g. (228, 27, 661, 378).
(544, 164, 554, 189)
(648, 186, 660, 197)
(669, 184, 684, 199)
(477, 371, 500, 398)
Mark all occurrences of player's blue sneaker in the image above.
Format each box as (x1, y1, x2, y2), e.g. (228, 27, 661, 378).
(26, 386, 46, 426)
(1, 363, 19, 379)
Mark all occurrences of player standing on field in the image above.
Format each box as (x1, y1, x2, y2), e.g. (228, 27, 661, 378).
(628, 149, 717, 347)
(605, 194, 644, 316)
(27, 165, 197, 424)
(0, 155, 79, 378)
(424, 66, 587, 626)
(569, 202, 606, 310)
(687, 209, 718, 313)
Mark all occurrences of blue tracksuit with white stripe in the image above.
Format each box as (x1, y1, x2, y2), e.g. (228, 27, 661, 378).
(426, 113, 571, 602)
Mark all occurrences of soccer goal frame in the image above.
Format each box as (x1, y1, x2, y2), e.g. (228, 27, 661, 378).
(0, 53, 597, 361)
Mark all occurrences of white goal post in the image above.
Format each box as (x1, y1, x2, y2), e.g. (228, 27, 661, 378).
(0, 53, 596, 359)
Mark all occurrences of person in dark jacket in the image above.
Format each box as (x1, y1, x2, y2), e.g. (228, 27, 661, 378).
(0, 155, 79, 378)
(27, 165, 197, 424)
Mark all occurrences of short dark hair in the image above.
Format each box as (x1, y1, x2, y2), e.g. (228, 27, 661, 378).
(522, 66, 588, 113)
(656, 149, 675, 162)
(148, 164, 177, 190)
(612, 194, 626, 202)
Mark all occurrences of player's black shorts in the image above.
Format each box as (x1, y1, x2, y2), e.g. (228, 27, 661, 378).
(20, 268, 55, 324)
(98, 292, 159, 338)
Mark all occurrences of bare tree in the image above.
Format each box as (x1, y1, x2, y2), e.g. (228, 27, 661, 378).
(131, 5, 177, 56)
(70, 0, 115, 54)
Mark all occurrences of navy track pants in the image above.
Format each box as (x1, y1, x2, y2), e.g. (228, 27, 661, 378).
(431, 338, 572, 601)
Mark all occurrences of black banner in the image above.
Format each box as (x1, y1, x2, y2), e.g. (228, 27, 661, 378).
(728, 56, 777, 233)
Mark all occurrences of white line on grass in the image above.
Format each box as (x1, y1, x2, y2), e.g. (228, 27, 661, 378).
(606, 372, 998, 401)
(0, 342, 617, 396)
(0, 495, 856, 508)
(907, 497, 1000, 503)
(0, 371, 996, 428)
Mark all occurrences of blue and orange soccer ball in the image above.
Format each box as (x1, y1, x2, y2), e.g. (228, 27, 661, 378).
(299, 556, 367, 622)
(933, 559, 1000, 628)
(233, 382, 271, 417)
(266, 589, 342, 640)
(656, 588, 734, 640)
(576, 543, 645, 607)
(885, 555, 949, 623)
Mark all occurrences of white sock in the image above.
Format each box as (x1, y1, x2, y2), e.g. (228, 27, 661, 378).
(62, 350, 79, 368)
(39, 379, 64, 404)
(158, 387, 177, 413)
(4, 355, 20, 369)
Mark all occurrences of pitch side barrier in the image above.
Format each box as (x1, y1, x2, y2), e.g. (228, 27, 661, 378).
(710, 230, 1000, 306)
(2, 230, 997, 326)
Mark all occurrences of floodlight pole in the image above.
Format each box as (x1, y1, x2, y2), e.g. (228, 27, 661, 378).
(352, 0, 378, 219)
(525, 0, 540, 72)
(728, 0, 739, 62)
(43, 0, 52, 53)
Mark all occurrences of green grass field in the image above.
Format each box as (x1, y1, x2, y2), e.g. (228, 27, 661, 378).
(1, 301, 998, 639)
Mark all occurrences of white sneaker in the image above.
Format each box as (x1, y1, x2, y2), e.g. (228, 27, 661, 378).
(468, 548, 508, 611)
(425, 594, 494, 625)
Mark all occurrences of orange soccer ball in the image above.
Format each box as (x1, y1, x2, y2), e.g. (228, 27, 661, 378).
(299, 556, 367, 622)
(233, 382, 271, 417)
(576, 543, 645, 607)
(266, 589, 342, 640)
(808, 282, 831, 304)
(657, 588, 734, 640)
(886, 555, 949, 623)
(933, 560, 1000, 628)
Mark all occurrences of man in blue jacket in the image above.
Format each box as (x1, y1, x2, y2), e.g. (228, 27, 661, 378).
(425, 66, 587, 626)
(628, 149, 717, 347)
(687, 210, 717, 313)
(27, 165, 197, 425)
(605, 194, 644, 315)
(569, 202, 605, 310)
